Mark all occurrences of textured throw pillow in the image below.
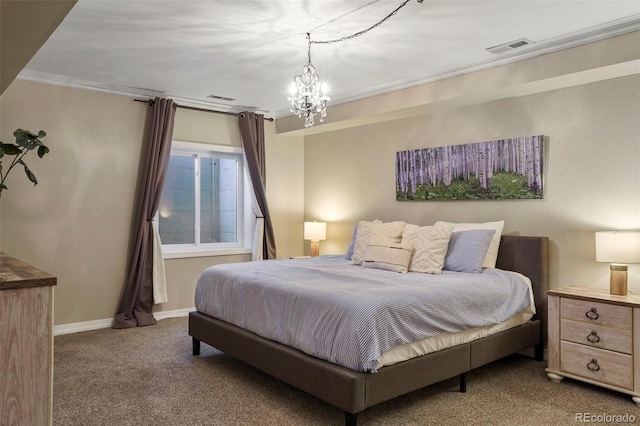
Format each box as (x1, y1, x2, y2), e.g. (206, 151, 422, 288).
(434, 220, 504, 268)
(345, 221, 380, 260)
(402, 224, 453, 274)
(350, 220, 406, 265)
(361, 240, 413, 274)
(443, 229, 496, 273)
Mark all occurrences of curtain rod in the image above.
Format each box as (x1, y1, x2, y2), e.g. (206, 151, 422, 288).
(133, 99, 273, 121)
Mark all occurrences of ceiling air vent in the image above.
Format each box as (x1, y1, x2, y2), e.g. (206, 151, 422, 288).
(207, 94, 236, 102)
(486, 38, 535, 54)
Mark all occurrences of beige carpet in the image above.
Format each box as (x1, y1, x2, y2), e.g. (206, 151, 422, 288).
(53, 317, 638, 425)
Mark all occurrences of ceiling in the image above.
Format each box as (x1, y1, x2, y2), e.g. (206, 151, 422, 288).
(19, 0, 640, 119)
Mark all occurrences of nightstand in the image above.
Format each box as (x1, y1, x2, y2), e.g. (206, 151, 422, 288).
(546, 286, 640, 406)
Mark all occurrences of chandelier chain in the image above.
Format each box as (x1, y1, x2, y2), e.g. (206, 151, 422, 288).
(289, 0, 423, 127)
(310, 0, 422, 45)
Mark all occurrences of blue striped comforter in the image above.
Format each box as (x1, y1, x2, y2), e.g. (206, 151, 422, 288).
(194, 255, 533, 372)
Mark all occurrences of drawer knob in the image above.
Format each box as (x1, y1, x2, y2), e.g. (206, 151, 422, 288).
(587, 358, 600, 372)
(587, 331, 600, 344)
(585, 308, 599, 321)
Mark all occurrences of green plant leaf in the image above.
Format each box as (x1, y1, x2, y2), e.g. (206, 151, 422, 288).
(1, 143, 22, 155)
(14, 129, 38, 150)
(15, 136, 31, 149)
(14, 128, 36, 139)
(38, 130, 47, 138)
(20, 161, 38, 185)
(13, 129, 28, 139)
(14, 129, 30, 145)
(38, 145, 50, 158)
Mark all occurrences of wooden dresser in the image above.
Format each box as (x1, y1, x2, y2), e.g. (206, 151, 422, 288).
(0, 253, 56, 426)
(546, 286, 640, 406)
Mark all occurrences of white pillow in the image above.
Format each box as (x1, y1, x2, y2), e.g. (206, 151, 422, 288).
(345, 220, 381, 260)
(350, 220, 406, 265)
(434, 220, 504, 268)
(361, 240, 413, 274)
(402, 224, 453, 274)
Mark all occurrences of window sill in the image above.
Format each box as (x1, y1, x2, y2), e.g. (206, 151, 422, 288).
(163, 248, 252, 260)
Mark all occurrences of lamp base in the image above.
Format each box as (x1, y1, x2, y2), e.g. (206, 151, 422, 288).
(310, 241, 320, 257)
(610, 264, 628, 295)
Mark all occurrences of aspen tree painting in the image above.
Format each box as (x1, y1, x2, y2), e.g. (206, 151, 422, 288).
(396, 135, 544, 201)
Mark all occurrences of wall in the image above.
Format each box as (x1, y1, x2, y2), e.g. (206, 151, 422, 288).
(303, 74, 640, 293)
(264, 123, 305, 258)
(0, 81, 147, 326)
(0, 80, 305, 326)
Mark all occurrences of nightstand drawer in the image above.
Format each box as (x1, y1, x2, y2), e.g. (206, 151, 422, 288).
(561, 298, 631, 329)
(560, 341, 633, 390)
(561, 319, 632, 354)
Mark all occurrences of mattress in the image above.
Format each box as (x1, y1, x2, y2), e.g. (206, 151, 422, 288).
(195, 255, 534, 372)
(378, 308, 533, 368)
(379, 269, 535, 367)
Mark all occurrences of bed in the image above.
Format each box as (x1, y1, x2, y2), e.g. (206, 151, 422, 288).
(189, 234, 549, 425)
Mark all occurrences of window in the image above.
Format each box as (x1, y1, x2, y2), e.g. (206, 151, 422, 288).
(157, 141, 252, 258)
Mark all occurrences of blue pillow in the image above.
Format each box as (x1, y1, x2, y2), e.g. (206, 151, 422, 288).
(345, 224, 358, 260)
(444, 229, 496, 273)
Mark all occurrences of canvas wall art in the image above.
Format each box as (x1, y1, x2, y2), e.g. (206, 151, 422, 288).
(396, 135, 544, 201)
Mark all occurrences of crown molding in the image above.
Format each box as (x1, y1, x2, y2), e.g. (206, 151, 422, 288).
(16, 70, 270, 116)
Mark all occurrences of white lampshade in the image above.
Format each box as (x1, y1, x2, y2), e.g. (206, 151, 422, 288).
(595, 231, 640, 264)
(304, 221, 326, 241)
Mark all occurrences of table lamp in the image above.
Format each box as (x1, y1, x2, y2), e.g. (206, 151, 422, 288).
(595, 231, 640, 295)
(304, 221, 326, 257)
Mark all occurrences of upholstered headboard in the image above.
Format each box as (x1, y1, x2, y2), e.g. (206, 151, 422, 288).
(495, 235, 550, 343)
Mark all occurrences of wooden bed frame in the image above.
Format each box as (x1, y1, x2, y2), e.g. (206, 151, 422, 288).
(189, 235, 549, 425)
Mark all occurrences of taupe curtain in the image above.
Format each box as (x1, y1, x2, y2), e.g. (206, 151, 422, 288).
(113, 98, 177, 328)
(239, 112, 276, 260)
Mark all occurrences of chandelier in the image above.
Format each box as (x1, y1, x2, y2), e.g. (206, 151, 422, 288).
(287, 0, 424, 128)
(288, 33, 330, 128)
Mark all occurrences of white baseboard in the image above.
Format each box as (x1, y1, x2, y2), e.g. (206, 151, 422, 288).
(54, 317, 113, 336)
(53, 307, 195, 336)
